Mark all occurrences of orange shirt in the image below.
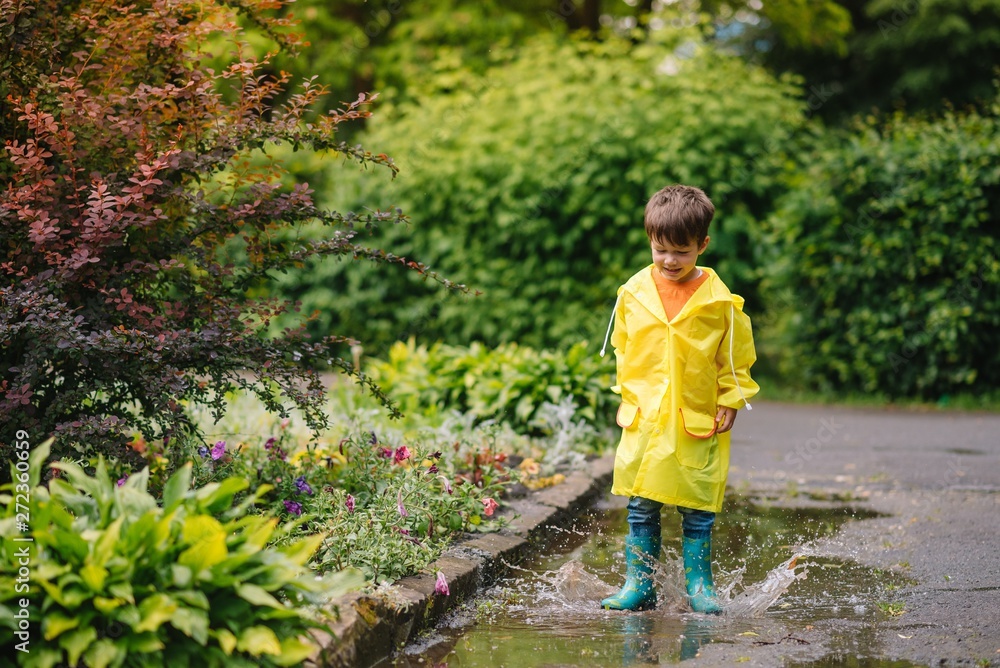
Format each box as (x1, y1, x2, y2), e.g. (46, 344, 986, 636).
(651, 267, 709, 321)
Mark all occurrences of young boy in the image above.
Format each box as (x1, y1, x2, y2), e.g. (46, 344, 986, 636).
(599, 184, 759, 613)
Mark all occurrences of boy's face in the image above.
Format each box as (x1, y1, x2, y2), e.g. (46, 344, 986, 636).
(650, 236, 709, 283)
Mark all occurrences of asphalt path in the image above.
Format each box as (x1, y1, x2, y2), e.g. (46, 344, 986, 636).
(705, 401, 1000, 667)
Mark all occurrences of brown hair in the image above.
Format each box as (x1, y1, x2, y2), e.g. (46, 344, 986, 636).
(644, 184, 715, 246)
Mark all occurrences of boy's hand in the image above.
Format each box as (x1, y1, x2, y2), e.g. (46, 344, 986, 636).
(715, 406, 737, 433)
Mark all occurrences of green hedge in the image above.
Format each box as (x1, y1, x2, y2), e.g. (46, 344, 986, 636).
(272, 35, 805, 353)
(760, 100, 1000, 398)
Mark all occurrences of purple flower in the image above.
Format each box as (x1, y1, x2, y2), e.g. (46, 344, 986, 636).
(427, 464, 439, 475)
(397, 490, 408, 517)
(294, 476, 313, 496)
(430, 451, 442, 460)
(283, 500, 302, 516)
(345, 494, 355, 513)
(211, 440, 226, 460)
(116, 476, 128, 487)
(264, 437, 276, 450)
(437, 475, 453, 495)
(198, 445, 209, 458)
(379, 447, 393, 459)
(435, 571, 450, 596)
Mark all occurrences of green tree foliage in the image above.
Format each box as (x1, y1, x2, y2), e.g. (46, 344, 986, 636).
(256, 0, 693, 119)
(0, 0, 450, 474)
(702, 0, 853, 55)
(708, 0, 1000, 119)
(271, 34, 804, 352)
(760, 97, 1000, 398)
(851, 0, 1000, 113)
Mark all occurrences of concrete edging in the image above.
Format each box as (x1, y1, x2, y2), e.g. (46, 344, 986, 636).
(307, 454, 615, 668)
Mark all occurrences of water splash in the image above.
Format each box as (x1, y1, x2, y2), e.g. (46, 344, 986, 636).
(721, 554, 809, 617)
(516, 550, 809, 621)
(538, 560, 616, 606)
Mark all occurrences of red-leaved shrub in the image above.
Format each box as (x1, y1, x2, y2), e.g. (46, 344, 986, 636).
(0, 0, 459, 474)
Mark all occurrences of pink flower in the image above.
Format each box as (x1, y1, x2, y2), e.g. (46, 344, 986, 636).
(379, 447, 393, 459)
(397, 490, 408, 517)
(481, 497, 499, 517)
(435, 571, 450, 596)
(345, 494, 355, 513)
(116, 476, 128, 487)
(437, 475, 453, 495)
(211, 440, 226, 460)
(393, 445, 411, 463)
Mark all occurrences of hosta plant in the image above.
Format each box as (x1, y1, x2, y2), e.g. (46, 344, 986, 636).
(0, 440, 363, 668)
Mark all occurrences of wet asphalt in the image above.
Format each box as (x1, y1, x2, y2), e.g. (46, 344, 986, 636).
(707, 401, 1000, 667)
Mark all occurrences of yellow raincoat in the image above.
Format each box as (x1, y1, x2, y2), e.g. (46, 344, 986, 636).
(601, 266, 759, 512)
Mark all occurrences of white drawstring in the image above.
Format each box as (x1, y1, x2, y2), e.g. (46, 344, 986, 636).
(729, 302, 752, 411)
(599, 292, 621, 358)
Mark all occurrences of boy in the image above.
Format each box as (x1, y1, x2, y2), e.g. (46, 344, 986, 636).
(598, 184, 759, 613)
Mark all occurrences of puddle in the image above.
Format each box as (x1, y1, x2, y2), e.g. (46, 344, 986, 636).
(383, 495, 908, 667)
(788, 658, 925, 667)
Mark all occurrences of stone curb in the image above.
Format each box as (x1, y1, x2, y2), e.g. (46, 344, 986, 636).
(307, 454, 615, 668)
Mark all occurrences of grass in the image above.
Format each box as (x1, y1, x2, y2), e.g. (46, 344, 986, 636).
(754, 371, 1000, 413)
(876, 601, 906, 617)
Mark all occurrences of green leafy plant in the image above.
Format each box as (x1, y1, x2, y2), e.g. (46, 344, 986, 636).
(367, 340, 616, 434)
(0, 439, 363, 667)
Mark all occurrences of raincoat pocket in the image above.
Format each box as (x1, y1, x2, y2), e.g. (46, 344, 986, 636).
(676, 407, 717, 469)
(616, 402, 639, 429)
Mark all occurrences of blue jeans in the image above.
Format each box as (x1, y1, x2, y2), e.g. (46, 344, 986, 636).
(626, 496, 715, 540)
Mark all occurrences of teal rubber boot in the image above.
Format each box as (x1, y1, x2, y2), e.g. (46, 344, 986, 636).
(683, 535, 722, 614)
(601, 536, 661, 611)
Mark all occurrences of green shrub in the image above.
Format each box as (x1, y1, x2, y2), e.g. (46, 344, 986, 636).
(0, 439, 363, 668)
(367, 340, 616, 435)
(271, 34, 805, 352)
(760, 100, 1000, 398)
